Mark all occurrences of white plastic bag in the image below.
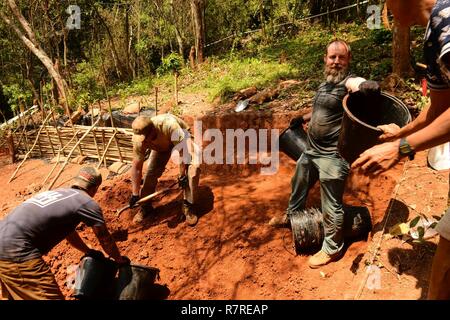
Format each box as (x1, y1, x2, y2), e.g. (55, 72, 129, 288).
(428, 142, 450, 171)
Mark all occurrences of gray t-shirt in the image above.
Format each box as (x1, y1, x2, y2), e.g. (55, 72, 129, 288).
(307, 75, 352, 155)
(0, 188, 105, 262)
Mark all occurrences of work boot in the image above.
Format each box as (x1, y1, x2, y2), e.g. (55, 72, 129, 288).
(133, 204, 154, 224)
(183, 201, 198, 226)
(268, 213, 290, 228)
(308, 250, 342, 269)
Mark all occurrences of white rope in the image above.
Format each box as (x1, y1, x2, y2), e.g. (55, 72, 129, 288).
(205, 1, 370, 48)
(353, 159, 410, 300)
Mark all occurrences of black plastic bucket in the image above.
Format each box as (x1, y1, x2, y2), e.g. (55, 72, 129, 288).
(290, 206, 372, 255)
(115, 264, 160, 300)
(73, 256, 118, 300)
(338, 92, 411, 164)
(278, 126, 309, 161)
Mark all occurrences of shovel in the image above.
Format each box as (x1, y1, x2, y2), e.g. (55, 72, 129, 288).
(116, 180, 179, 217)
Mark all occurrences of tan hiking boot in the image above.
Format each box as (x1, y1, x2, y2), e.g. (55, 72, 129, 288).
(132, 205, 154, 224)
(268, 214, 290, 227)
(183, 201, 198, 226)
(308, 250, 342, 269)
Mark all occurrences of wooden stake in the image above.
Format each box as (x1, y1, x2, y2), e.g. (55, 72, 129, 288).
(91, 130, 102, 167)
(41, 129, 80, 187)
(8, 131, 16, 163)
(155, 86, 158, 114)
(8, 112, 53, 183)
(101, 130, 107, 168)
(46, 117, 101, 190)
(28, 115, 43, 157)
(96, 131, 117, 169)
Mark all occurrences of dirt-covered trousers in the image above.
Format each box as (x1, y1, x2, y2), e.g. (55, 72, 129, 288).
(287, 150, 350, 256)
(0, 257, 64, 300)
(141, 149, 200, 204)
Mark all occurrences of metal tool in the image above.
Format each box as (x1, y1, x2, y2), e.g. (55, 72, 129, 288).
(116, 180, 179, 217)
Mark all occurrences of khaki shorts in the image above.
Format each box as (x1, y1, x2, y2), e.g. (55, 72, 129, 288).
(428, 236, 450, 300)
(0, 257, 64, 300)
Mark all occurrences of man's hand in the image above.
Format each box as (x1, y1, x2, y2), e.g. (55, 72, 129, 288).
(178, 175, 188, 189)
(289, 116, 304, 129)
(129, 195, 140, 208)
(115, 256, 131, 266)
(351, 140, 402, 175)
(377, 123, 401, 142)
(85, 249, 104, 260)
(358, 80, 381, 96)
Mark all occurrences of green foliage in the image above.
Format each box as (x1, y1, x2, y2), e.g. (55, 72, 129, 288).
(157, 53, 184, 76)
(186, 57, 296, 102)
(112, 78, 154, 99)
(2, 84, 32, 113)
(71, 61, 103, 108)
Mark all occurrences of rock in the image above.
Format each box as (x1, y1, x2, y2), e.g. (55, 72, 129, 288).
(278, 80, 301, 90)
(248, 88, 279, 105)
(108, 162, 130, 175)
(123, 101, 141, 114)
(50, 156, 68, 164)
(70, 156, 87, 164)
(233, 86, 257, 101)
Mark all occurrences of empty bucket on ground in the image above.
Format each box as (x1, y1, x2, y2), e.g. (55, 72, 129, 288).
(290, 206, 372, 255)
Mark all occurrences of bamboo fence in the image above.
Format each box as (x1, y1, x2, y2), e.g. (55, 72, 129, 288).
(11, 123, 134, 165)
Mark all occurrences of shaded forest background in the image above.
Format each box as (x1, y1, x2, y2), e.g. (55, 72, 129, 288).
(0, 0, 426, 121)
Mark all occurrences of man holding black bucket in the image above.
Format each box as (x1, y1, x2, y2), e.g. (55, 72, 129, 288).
(269, 40, 381, 268)
(352, 0, 450, 300)
(0, 166, 128, 300)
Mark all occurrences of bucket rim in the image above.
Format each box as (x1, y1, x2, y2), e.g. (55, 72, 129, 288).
(279, 124, 307, 138)
(126, 264, 160, 272)
(342, 92, 410, 132)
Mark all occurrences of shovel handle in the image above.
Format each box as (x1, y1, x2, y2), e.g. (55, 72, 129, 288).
(116, 180, 179, 217)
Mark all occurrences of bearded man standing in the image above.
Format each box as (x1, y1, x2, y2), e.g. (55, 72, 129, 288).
(269, 40, 381, 268)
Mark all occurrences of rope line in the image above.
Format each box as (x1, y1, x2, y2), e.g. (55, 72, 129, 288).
(206, 0, 370, 48)
(353, 159, 410, 300)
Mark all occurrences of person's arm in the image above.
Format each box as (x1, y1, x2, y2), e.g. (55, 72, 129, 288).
(379, 89, 450, 141)
(131, 158, 144, 196)
(66, 231, 91, 255)
(92, 224, 126, 263)
(352, 104, 450, 175)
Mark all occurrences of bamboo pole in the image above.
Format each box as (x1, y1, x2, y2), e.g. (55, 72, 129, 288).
(96, 131, 117, 169)
(49, 108, 66, 157)
(101, 130, 107, 167)
(46, 117, 101, 190)
(41, 130, 81, 188)
(155, 87, 158, 114)
(43, 124, 56, 157)
(91, 130, 102, 166)
(14, 116, 31, 153)
(28, 114, 43, 157)
(8, 112, 53, 183)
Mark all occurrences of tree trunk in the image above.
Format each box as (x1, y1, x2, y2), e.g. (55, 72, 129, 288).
(94, 5, 128, 81)
(392, 21, 413, 77)
(190, 0, 205, 64)
(0, 8, 70, 117)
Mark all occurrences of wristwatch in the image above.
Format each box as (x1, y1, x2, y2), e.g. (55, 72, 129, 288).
(399, 138, 416, 160)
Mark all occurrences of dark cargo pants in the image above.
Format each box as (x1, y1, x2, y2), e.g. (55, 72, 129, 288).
(287, 150, 350, 256)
